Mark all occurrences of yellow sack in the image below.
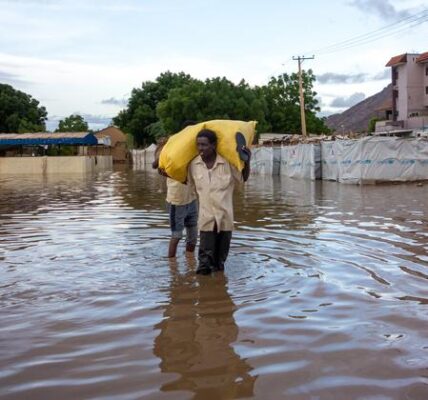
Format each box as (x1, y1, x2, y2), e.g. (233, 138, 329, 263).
(159, 119, 256, 183)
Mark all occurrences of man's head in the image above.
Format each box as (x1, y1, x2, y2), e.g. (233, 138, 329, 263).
(152, 137, 168, 169)
(196, 129, 217, 159)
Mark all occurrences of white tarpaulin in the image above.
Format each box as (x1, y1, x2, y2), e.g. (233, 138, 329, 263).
(144, 144, 157, 165)
(314, 144, 321, 179)
(131, 149, 145, 169)
(97, 136, 112, 146)
(250, 147, 274, 175)
(273, 147, 281, 175)
(280, 143, 321, 180)
(321, 139, 356, 182)
(321, 141, 340, 181)
(334, 137, 428, 184)
(131, 144, 158, 170)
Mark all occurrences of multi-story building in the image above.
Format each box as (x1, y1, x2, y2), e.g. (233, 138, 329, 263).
(381, 51, 428, 131)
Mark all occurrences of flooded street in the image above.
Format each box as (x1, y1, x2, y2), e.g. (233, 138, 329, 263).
(0, 170, 427, 400)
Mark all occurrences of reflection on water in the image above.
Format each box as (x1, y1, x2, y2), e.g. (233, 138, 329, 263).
(0, 170, 427, 400)
(154, 258, 256, 399)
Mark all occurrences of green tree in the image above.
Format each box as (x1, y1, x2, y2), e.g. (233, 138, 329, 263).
(368, 117, 380, 133)
(55, 114, 89, 132)
(261, 69, 330, 134)
(113, 71, 196, 146)
(157, 77, 270, 135)
(0, 83, 47, 133)
(113, 70, 330, 145)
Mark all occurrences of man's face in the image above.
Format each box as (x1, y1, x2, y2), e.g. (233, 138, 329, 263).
(197, 136, 215, 158)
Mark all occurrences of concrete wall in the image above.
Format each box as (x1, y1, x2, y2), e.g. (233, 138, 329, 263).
(407, 54, 425, 115)
(396, 63, 408, 121)
(86, 143, 128, 163)
(424, 64, 428, 107)
(0, 156, 112, 175)
(406, 116, 428, 130)
(397, 55, 427, 120)
(111, 143, 128, 163)
(375, 120, 404, 132)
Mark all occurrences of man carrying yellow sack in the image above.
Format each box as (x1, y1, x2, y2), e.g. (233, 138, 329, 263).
(187, 129, 251, 275)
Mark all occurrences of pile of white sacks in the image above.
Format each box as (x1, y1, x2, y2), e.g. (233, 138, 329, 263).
(251, 136, 428, 184)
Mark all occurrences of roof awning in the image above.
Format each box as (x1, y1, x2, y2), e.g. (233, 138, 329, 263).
(386, 53, 407, 67)
(0, 132, 98, 146)
(416, 52, 428, 63)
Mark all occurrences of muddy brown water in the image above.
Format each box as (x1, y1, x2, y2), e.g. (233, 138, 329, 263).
(0, 170, 427, 400)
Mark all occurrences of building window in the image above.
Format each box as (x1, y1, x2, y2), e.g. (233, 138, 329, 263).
(426, 86, 428, 95)
(426, 66, 428, 76)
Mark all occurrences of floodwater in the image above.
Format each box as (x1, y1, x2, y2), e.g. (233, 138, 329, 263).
(0, 170, 427, 400)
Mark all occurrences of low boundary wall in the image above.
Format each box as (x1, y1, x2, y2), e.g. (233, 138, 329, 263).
(0, 156, 112, 175)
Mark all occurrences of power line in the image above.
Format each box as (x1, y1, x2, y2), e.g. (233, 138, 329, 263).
(308, 9, 427, 55)
(312, 9, 427, 53)
(268, 9, 427, 85)
(304, 9, 427, 56)
(318, 14, 428, 55)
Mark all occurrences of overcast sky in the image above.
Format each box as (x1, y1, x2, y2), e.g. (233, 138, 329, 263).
(1, 0, 427, 130)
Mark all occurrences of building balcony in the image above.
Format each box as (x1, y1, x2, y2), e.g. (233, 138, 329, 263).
(375, 120, 403, 132)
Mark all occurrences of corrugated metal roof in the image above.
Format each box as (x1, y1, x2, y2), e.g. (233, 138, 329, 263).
(386, 53, 407, 67)
(0, 132, 98, 146)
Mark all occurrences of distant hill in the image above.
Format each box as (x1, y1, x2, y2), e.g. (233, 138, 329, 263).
(326, 84, 392, 133)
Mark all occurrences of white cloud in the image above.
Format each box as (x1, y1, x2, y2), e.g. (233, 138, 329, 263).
(101, 97, 128, 107)
(1, 0, 426, 121)
(317, 70, 390, 84)
(46, 113, 112, 131)
(0, 70, 29, 85)
(0, 51, 279, 117)
(350, 0, 416, 21)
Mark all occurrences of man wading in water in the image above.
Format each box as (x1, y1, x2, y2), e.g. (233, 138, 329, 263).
(187, 129, 251, 275)
(153, 137, 198, 258)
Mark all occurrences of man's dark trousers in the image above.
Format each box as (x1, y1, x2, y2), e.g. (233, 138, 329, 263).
(197, 227, 232, 274)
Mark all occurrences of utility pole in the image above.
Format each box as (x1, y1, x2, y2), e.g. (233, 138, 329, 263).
(292, 55, 314, 138)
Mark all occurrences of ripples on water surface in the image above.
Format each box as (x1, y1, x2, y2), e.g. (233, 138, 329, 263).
(0, 170, 427, 400)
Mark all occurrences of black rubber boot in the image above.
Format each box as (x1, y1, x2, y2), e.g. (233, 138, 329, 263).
(197, 231, 216, 275)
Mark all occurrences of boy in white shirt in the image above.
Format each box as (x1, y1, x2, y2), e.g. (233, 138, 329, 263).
(153, 140, 198, 258)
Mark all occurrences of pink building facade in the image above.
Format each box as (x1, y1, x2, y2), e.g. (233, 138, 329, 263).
(384, 51, 428, 131)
